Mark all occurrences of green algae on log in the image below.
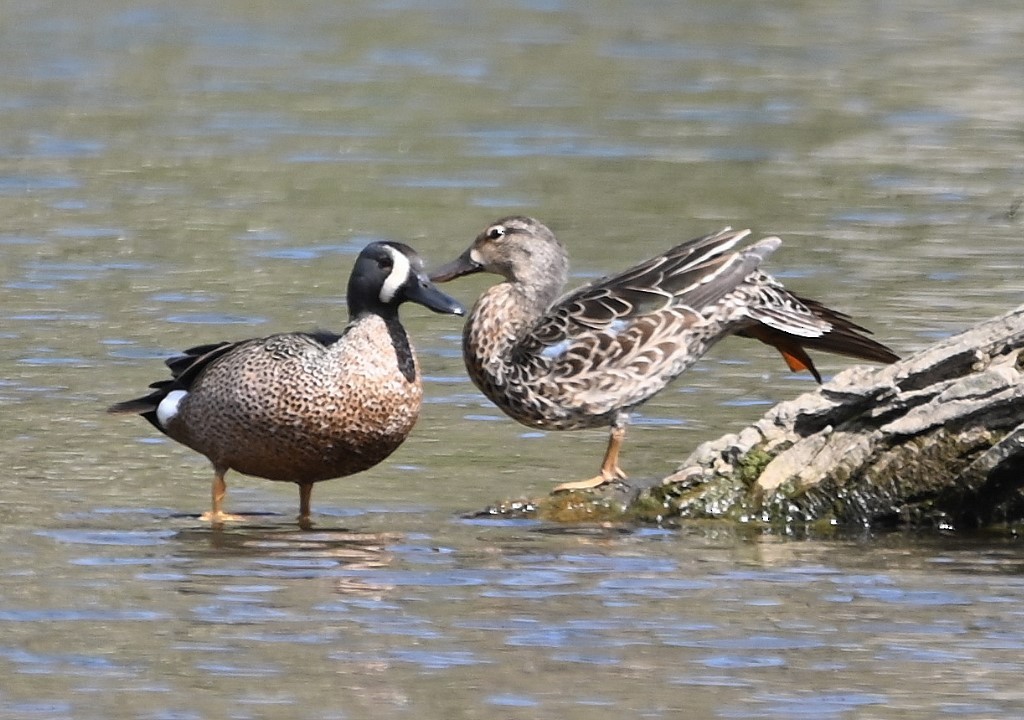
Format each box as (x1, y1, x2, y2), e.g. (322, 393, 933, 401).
(477, 304, 1024, 532)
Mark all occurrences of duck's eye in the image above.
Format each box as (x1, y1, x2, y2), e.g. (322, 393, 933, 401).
(378, 257, 393, 270)
(486, 225, 506, 240)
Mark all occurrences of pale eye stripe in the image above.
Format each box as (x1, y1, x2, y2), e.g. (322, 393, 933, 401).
(378, 245, 411, 303)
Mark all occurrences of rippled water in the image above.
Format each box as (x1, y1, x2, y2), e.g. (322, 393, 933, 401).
(2, 0, 1024, 717)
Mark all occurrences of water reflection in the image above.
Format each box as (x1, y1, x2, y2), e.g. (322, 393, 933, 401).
(6, 510, 1024, 718)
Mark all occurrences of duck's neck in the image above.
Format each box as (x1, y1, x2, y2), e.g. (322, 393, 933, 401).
(384, 315, 416, 383)
(348, 310, 417, 383)
(463, 280, 557, 388)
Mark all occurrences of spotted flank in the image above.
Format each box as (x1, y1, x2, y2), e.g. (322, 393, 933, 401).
(430, 216, 898, 493)
(108, 241, 464, 526)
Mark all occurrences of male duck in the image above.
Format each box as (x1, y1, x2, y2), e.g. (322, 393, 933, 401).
(109, 241, 464, 526)
(430, 216, 898, 492)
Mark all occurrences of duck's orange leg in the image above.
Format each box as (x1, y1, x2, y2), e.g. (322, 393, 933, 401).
(200, 466, 245, 524)
(553, 415, 629, 493)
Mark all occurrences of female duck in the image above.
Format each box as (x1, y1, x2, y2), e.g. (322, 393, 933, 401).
(431, 216, 898, 492)
(109, 241, 463, 526)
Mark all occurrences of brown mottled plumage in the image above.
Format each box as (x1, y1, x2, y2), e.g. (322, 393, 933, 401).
(109, 241, 463, 526)
(431, 216, 898, 492)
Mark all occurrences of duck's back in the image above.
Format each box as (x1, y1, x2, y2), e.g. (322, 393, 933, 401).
(168, 316, 422, 482)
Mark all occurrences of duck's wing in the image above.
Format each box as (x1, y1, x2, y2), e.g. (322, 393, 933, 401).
(164, 341, 238, 381)
(107, 330, 353, 432)
(107, 340, 247, 423)
(514, 227, 896, 410)
(507, 229, 778, 413)
(519, 227, 774, 355)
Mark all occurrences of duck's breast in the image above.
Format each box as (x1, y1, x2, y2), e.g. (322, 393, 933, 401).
(169, 318, 422, 482)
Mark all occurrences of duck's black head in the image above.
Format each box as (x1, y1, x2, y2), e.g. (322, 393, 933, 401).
(347, 241, 465, 319)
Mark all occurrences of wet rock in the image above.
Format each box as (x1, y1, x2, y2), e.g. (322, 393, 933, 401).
(653, 303, 1024, 531)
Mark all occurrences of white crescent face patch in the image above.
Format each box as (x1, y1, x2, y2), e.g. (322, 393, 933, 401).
(378, 245, 412, 304)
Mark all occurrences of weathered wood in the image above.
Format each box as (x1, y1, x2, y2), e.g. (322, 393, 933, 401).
(655, 303, 1024, 530)
(477, 304, 1024, 532)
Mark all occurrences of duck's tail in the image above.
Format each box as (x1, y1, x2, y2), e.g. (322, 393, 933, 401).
(738, 292, 899, 383)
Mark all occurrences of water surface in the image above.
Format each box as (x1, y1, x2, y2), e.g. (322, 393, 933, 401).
(1, 1, 1023, 717)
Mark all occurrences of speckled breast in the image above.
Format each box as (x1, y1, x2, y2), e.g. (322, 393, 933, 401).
(169, 318, 422, 483)
(464, 322, 619, 432)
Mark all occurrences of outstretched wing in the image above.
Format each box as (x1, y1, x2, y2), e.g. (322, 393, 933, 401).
(509, 226, 897, 414)
(518, 228, 777, 360)
(509, 229, 781, 413)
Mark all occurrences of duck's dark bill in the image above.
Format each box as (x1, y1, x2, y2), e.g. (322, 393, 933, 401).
(429, 251, 483, 283)
(406, 276, 465, 315)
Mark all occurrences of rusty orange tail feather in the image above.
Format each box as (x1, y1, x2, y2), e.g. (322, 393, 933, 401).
(738, 298, 898, 383)
(739, 326, 824, 382)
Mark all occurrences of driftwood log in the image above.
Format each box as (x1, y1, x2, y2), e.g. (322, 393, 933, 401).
(480, 304, 1024, 532)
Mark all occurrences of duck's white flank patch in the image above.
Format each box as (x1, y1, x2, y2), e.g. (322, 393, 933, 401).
(540, 320, 628, 360)
(378, 245, 411, 304)
(156, 389, 188, 428)
(540, 338, 573, 360)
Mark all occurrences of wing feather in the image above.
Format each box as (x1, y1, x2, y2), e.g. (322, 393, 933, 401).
(522, 229, 777, 357)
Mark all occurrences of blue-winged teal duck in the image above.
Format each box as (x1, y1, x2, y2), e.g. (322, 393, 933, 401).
(430, 216, 898, 492)
(109, 241, 464, 525)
